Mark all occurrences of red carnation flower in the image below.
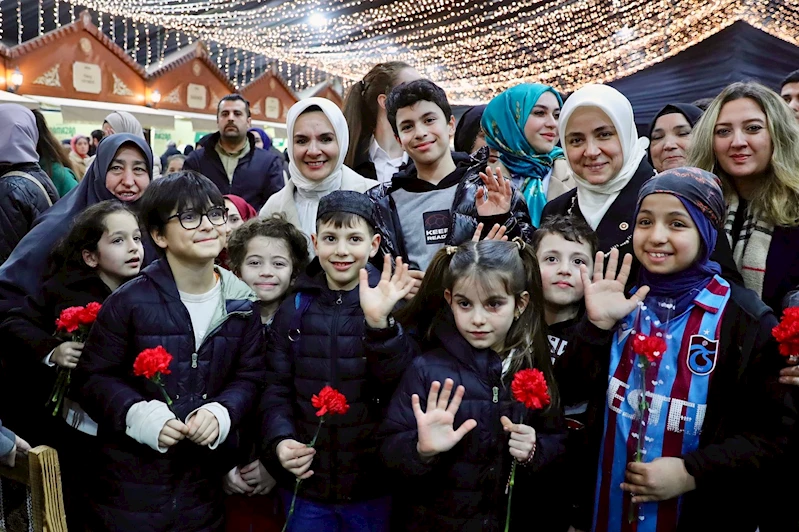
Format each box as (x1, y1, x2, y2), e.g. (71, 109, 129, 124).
(78, 302, 102, 325)
(311, 386, 349, 417)
(133, 346, 173, 380)
(55, 306, 83, 334)
(632, 333, 667, 363)
(511, 368, 551, 411)
(773, 307, 799, 357)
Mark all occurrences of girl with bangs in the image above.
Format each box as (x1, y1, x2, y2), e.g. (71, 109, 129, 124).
(381, 239, 565, 531)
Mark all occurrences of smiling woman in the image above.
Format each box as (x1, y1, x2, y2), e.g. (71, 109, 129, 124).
(259, 97, 378, 252)
(0, 133, 155, 315)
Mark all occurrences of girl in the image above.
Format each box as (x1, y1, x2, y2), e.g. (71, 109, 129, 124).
(482, 83, 575, 226)
(217, 194, 258, 270)
(381, 239, 566, 531)
(32, 108, 79, 196)
(566, 167, 792, 531)
(0, 200, 144, 531)
(69, 134, 90, 179)
(647, 103, 703, 173)
(259, 98, 378, 247)
(342, 61, 421, 183)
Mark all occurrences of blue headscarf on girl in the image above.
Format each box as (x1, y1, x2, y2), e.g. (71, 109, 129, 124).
(481, 83, 564, 226)
(635, 167, 725, 316)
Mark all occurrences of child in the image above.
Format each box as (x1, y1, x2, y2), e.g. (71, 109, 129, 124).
(0, 200, 143, 530)
(569, 167, 794, 531)
(262, 190, 415, 531)
(72, 171, 266, 532)
(227, 214, 310, 327)
(222, 214, 310, 532)
(380, 239, 566, 530)
(367, 79, 534, 277)
(533, 215, 598, 363)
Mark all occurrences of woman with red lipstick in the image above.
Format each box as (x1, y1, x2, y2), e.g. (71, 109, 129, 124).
(688, 81, 799, 313)
(482, 83, 576, 227)
(259, 98, 378, 253)
(0, 200, 144, 531)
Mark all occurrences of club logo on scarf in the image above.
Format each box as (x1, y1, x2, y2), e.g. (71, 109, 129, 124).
(687, 335, 719, 376)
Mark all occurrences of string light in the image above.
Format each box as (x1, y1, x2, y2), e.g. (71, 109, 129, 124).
(38, 0, 44, 36)
(33, 0, 799, 102)
(17, 0, 22, 45)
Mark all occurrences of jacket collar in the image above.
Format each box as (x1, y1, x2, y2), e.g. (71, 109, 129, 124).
(292, 259, 381, 303)
(141, 257, 255, 305)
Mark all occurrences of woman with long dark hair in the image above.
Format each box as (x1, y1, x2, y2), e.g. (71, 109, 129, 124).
(31, 109, 79, 197)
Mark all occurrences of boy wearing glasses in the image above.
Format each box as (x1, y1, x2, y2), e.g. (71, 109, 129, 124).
(73, 171, 265, 532)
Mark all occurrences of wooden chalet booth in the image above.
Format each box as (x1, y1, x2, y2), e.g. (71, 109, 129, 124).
(7, 10, 175, 141)
(240, 67, 297, 149)
(297, 80, 344, 108)
(0, 43, 40, 109)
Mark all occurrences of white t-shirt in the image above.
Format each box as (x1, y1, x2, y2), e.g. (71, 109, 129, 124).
(179, 279, 221, 349)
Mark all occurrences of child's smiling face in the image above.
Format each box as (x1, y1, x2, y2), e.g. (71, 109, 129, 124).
(633, 193, 701, 275)
(444, 274, 528, 353)
(312, 217, 380, 292)
(238, 236, 294, 304)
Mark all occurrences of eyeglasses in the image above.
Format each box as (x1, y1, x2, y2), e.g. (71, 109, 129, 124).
(167, 207, 228, 230)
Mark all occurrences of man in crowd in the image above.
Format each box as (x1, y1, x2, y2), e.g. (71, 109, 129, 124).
(184, 94, 284, 211)
(780, 69, 799, 120)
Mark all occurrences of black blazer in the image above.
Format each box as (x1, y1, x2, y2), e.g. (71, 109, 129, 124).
(542, 158, 743, 292)
(761, 225, 799, 312)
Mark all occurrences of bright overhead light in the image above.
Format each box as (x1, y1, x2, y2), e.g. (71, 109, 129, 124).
(308, 13, 328, 27)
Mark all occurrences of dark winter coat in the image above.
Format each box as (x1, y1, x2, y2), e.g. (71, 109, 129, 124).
(541, 158, 743, 293)
(73, 259, 265, 532)
(0, 269, 110, 443)
(183, 132, 284, 212)
(560, 283, 797, 531)
(380, 316, 567, 531)
(0, 162, 58, 266)
(366, 148, 535, 264)
(261, 261, 415, 503)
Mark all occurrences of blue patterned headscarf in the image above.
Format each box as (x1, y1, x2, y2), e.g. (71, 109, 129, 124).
(481, 84, 564, 226)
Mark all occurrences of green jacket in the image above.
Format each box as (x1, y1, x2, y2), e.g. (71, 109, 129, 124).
(42, 158, 79, 197)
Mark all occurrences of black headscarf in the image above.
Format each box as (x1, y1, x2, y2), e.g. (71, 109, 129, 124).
(454, 105, 487, 154)
(0, 134, 153, 313)
(647, 103, 704, 167)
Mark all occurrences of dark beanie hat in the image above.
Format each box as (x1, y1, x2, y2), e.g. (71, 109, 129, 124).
(317, 190, 376, 228)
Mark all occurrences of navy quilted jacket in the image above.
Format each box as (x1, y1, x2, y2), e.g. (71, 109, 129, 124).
(73, 259, 265, 532)
(261, 261, 416, 503)
(380, 316, 567, 531)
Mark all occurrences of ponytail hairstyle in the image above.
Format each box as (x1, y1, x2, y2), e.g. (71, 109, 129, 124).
(343, 61, 413, 167)
(396, 239, 558, 409)
(49, 200, 137, 276)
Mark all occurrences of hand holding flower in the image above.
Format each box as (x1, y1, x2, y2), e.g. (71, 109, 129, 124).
(186, 408, 219, 446)
(157, 418, 188, 449)
(500, 416, 536, 462)
(621, 457, 696, 503)
(51, 341, 83, 369)
(277, 439, 316, 479)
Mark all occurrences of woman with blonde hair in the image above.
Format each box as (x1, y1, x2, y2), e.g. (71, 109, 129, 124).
(687, 80, 799, 312)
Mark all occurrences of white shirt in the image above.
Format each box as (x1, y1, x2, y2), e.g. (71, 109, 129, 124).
(179, 279, 222, 349)
(369, 136, 408, 185)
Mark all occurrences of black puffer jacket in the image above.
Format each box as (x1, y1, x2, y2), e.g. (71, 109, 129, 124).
(380, 316, 567, 531)
(261, 261, 415, 503)
(73, 259, 265, 532)
(0, 162, 58, 266)
(366, 148, 535, 263)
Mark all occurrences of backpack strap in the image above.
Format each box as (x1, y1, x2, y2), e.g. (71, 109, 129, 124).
(287, 292, 314, 342)
(3, 171, 54, 207)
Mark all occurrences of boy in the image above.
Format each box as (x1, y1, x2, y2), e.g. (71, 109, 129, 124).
(531, 214, 598, 532)
(367, 79, 534, 275)
(73, 171, 265, 532)
(532, 214, 598, 364)
(262, 190, 414, 531)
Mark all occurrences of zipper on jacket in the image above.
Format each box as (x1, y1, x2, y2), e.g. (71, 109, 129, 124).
(336, 293, 342, 305)
(330, 295, 342, 498)
(191, 353, 198, 369)
(492, 386, 499, 403)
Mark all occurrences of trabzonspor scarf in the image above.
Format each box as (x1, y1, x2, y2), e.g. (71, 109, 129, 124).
(635, 167, 725, 315)
(482, 84, 564, 225)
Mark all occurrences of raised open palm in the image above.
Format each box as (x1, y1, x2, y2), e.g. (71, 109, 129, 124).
(580, 248, 650, 330)
(476, 166, 512, 217)
(360, 254, 413, 328)
(413, 379, 477, 458)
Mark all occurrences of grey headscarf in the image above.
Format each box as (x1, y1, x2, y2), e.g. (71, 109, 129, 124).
(0, 104, 39, 164)
(103, 111, 145, 139)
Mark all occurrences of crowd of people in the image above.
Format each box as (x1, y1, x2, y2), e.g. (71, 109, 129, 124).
(0, 61, 798, 532)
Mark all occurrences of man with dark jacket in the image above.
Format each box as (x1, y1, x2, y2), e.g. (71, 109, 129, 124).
(184, 94, 283, 211)
(159, 140, 181, 171)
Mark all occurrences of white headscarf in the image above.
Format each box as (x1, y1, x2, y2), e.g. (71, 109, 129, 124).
(558, 84, 649, 230)
(286, 97, 354, 236)
(0, 104, 39, 164)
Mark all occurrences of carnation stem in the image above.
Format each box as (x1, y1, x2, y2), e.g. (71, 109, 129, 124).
(153, 373, 178, 419)
(281, 477, 301, 532)
(309, 417, 324, 448)
(504, 414, 525, 532)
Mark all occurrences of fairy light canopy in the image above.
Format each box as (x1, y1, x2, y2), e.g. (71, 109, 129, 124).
(3, 0, 799, 104)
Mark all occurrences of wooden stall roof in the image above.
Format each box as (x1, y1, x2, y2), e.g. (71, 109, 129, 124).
(240, 66, 298, 124)
(296, 80, 344, 108)
(146, 41, 237, 115)
(8, 10, 147, 106)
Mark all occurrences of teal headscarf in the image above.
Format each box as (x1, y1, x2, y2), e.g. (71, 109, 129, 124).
(481, 84, 564, 226)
